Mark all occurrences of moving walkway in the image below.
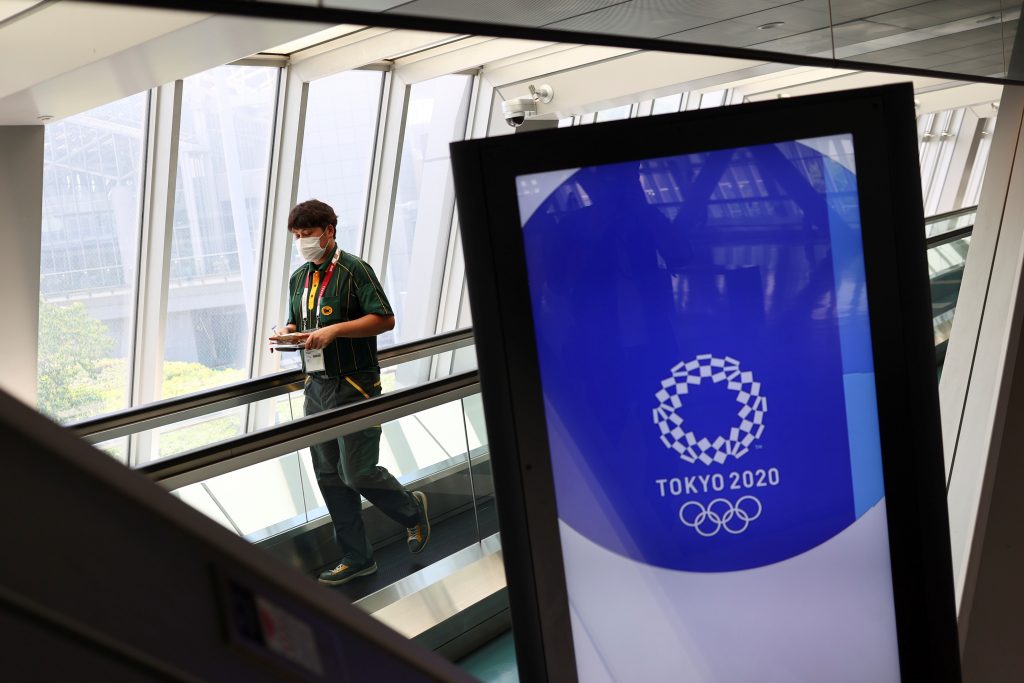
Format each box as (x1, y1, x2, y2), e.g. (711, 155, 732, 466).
(0, 353, 477, 681)
(70, 327, 509, 662)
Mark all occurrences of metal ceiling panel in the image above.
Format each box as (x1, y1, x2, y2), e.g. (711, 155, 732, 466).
(277, 0, 1023, 83)
(751, 27, 834, 56)
(391, 0, 624, 27)
(831, 19, 909, 46)
(632, 0, 800, 22)
(865, 0, 1005, 31)
(853, 24, 1007, 78)
(663, 0, 831, 53)
(545, 4, 713, 39)
(829, 0, 936, 24)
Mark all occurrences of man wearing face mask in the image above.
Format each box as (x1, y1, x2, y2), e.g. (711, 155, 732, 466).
(273, 199, 430, 586)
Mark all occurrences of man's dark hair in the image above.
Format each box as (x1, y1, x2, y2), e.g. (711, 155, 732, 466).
(288, 199, 338, 231)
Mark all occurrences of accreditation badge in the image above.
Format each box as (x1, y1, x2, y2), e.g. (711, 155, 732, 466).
(303, 348, 326, 373)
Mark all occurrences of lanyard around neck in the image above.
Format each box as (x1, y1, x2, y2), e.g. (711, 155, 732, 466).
(300, 246, 340, 330)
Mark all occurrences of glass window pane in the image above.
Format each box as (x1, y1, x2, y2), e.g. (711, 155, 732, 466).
(296, 69, 383, 259)
(95, 436, 130, 466)
(172, 452, 310, 538)
(383, 74, 473, 347)
(462, 393, 498, 538)
(930, 235, 971, 347)
(595, 104, 632, 122)
(169, 396, 479, 559)
(37, 93, 147, 424)
(699, 90, 728, 108)
(652, 93, 683, 115)
(163, 66, 278, 398)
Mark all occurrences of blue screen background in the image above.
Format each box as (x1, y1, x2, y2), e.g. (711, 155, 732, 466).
(518, 135, 886, 572)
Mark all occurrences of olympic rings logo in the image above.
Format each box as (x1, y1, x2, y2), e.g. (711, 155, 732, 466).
(679, 496, 763, 536)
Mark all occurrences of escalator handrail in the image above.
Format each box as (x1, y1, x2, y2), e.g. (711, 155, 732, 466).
(925, 204, 977, 226)
(71, 327, 475, 443)
(139, 369, 480, 489)
(926, 224, 973, 249)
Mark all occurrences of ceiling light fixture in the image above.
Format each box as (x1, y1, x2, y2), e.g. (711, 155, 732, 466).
(757, 21, 785, 30)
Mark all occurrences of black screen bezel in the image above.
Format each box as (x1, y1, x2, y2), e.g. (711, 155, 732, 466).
(451, 83, 960, 683)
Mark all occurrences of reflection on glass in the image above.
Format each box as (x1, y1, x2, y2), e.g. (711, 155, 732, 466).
(929, 235, 971, 346)
(38, 93, 148, 424)
(383, 74, 473, 348)
(163, 65, 279, 398)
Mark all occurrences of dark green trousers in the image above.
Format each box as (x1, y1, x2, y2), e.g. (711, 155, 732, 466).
(304, 370, 419, 565)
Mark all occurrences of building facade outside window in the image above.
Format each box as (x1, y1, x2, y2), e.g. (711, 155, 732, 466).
(37, 93, 148, 428)
(162, 65, 279, 399)
(383, 74, 473, 349)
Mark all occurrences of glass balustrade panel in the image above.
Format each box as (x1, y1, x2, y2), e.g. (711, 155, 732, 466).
(168, 394, 481, 610)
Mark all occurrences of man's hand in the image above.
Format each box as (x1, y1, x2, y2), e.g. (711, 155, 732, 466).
(269, 323, 298, 340)
(304, 326, 337, 350)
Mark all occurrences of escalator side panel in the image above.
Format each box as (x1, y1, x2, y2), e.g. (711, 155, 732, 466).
(0, 388, 475, 683)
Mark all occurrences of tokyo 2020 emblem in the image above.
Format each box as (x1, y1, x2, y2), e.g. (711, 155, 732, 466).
(653, 354, 767, 465)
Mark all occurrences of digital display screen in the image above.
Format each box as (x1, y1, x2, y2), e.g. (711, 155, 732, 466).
(516, 134, 902, 681)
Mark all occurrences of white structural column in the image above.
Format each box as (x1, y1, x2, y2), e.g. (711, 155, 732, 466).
(363, 69, 406, 273)
(0, 126, 44, 407)
(132, 82, 182, 412)
(940, 84, 1024, 670)
(250, 69, 308, 382)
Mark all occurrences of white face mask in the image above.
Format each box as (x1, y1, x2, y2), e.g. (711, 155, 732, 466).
(297, 234, 329, 262)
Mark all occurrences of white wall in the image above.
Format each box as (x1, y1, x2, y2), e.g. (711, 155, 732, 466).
(0, 125, 43, 407)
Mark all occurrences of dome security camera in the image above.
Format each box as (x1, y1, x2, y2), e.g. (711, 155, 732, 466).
(501, 84, 554, 129)
(502, 96, 538, 128)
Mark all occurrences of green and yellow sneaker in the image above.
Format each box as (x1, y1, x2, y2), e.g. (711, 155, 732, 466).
(318, 559, 378, 586)
(407, 490, 431, 554)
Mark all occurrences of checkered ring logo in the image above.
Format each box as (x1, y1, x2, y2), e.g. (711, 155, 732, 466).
(653, 354, 767, 465)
